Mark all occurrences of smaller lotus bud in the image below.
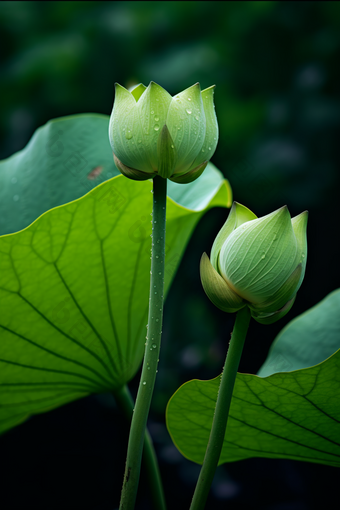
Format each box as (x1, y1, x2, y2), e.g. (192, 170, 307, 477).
(200, 202, 308, 324)
(108, 81, 218, 183)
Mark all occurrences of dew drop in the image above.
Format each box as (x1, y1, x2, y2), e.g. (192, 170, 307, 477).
(202, 149, 205, 152)
(187, 97, 191, 101)
(152, 344, 157, 348)
(171, 144, 174, 148)
(143, 381, 146, 385)
(195, 116, 199, 120)
(208, 146, 211, 150)
(11, 177, 17, 184)
(156, 255, 159, 258)
(147, 366, 150, 370)
(125, 130, 133, 140)
(151, 110, 154, 114)
(156, 318, 159, 322)
(261, 254, 266, 260)
(154, 116, 159, 122)
(302, 254, 305, 258)
(13, 195, 19, 202)
(154, 124, 160, 131)
(138, 139, 142, 144)
(186, 109, 192, 114)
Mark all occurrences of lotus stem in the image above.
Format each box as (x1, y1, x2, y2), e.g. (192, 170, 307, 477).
(113, 385, 166, 510)
(119, 176, 167, 510)
(189, 306, 251, 510)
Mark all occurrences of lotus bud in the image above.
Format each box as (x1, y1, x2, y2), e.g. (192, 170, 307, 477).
(200, 202, 308, 324)
(109, 81, 218, 183)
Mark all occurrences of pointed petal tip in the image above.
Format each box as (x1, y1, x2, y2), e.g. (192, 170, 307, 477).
(271, 204, 291, 220)
(115, 82, 126, 90)
(202, 85, 216, 94)
(293, 209, 309, 220)
(182, 82, 201, 94)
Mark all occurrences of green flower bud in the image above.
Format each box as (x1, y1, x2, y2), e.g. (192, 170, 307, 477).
(200, 202, 308, 324)
(109, 81, 218, 183)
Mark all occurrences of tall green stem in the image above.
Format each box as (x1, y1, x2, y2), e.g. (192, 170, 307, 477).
(113, 385, 166, 510)
(119, 176, 167, 510)
(190, 306, 251, 510)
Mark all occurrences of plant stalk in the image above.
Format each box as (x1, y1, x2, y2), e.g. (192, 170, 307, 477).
(190, 306, 251, 510)
(119, 176, 167, 510)
(113, 385, 166, 510)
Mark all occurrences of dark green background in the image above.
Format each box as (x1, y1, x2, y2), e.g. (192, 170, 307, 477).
(1, 2, 340, 509)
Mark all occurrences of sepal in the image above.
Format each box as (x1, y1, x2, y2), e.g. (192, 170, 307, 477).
(200, 252, 245, 313)
(252, 296, 296, 325)
(170, 161, 208, 184)
(113, 154, 155, 181)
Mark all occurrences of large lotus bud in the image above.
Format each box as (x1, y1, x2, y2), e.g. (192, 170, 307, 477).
(200, 202, 308, 324)
(109, 81, 218, 183)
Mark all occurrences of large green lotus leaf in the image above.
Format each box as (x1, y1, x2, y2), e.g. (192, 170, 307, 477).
(0, 119, 231, 434)
(166, 290, 340, 467)
(0, 114, 119, 236)
(258, 289, 340, 376)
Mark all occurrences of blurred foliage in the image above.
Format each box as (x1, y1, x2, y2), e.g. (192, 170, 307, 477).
(1, 2, 340, 509)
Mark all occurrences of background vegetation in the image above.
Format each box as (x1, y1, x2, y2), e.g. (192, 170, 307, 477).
(1, 2, 340, 508)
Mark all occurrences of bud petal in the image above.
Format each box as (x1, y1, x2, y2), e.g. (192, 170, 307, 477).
(157, 124, 177, 179)
(130, 83, 147, 101)
(134, 81, 173, 171)
(211, 202, 257, 272)
(291, 210, 308, 292)
(166, 83, 206, 175)
(187, 85, 218, 171)
(200, 252, 245, 313)
(219, 206, 298, 304)
(249, 263, 302, 314)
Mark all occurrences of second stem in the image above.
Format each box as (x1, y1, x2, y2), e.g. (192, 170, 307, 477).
(190, 306, 251, 510)
(119, 175, 167, 510)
